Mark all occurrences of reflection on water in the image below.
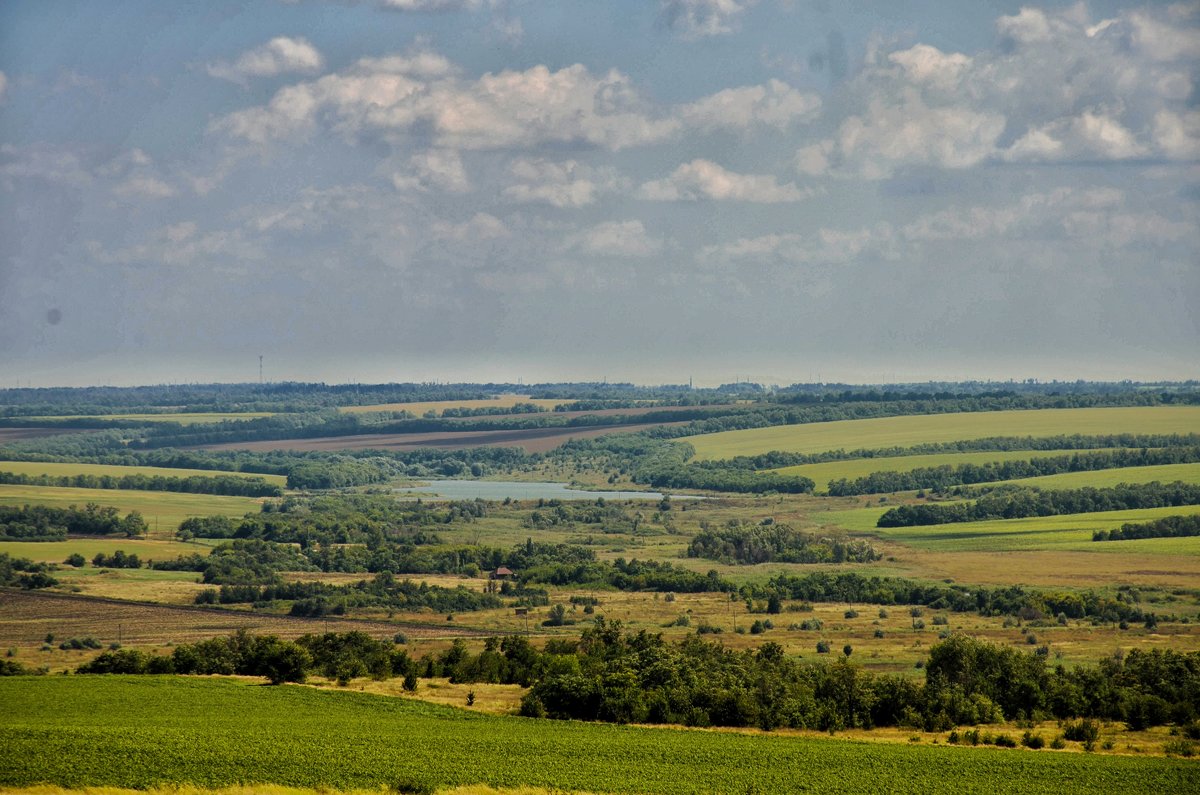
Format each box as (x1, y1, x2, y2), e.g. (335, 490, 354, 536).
(393, 479, 702, 501)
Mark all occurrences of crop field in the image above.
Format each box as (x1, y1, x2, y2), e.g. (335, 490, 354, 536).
(15, 412, 275, 425)
(824, 503, 1200, 554)
(200, 422, 686, 454)
(0, 537, 211, 564)
(0, 591, 479, 658)
(997, 462, 1200, 489)
(0, 460, 287, 485)
(685, 406, 1200, 460)
(0, 484, 261, 531)
(339, 396, 565, 415)
(770, 448, 1124, 491)
(2, 677, 1196, 794)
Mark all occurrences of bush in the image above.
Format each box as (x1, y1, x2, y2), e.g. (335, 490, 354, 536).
(64, 553, 86, 567)
(815, 640, 830, 654)
(1062, 718, 1100, 743)
(1049, 736, 1066, 750)
(1022, 731, 1045, 749)
(993, 734, 1017, 748)
(844, 609, 859, 619)
(1164, 739, 1196, 757)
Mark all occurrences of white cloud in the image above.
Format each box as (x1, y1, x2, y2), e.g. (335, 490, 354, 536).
(640, 159, 815, 202)
(391, 148, 471, 193)
(215, 58, 679, 150)
(502, 158, 625, 208)
(660, 0, 754, 39)
(0, 71, 7, 102)
(795, 6, 1200, 178)
(113, 175, 177, 199)
(680, 79, 820, 131)
(382, 0, 486, 9)
(214, 50, 810, 152)
(207, 37, 324, 84)
(568, 220, 662, 257)
(433, 212, 509, 241)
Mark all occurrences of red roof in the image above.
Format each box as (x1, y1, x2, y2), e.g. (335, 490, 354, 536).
(494, 566, 514, 576)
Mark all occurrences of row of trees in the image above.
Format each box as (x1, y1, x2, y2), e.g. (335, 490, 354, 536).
(828, 446, 1200, 496)
(0, 503, 146, 541)
(1094, 514, 1200, 542)
(878, 482, 1200, 527)
(0, 469, 281, 497)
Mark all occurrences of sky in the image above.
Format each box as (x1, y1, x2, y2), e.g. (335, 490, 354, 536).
(0, 0, 1197, 388)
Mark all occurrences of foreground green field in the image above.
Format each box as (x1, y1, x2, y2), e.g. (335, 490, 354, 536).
(824, 503, 1200, 554)
(0, 460, 287, 486)
(686, 406, 1200, 460)
(0, 485, 261, 531)
(2, 677, 1195, 795)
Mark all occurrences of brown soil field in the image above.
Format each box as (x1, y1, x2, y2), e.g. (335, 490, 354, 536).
(0, 427, 88, 442)
(0, 589, 486, 652)
(196, 421, 687, 453)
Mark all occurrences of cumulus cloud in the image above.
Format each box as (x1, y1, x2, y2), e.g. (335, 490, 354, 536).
(641, 159, 815, 202)
(568, 220, 663, 257)
(391, 148, 471, 193)
(113, 175, 177, 199)
(207, 37, 324, 84)
(660, 0, 754, 39)
(214, 50, 812, 152)
(381, 0, 486, 9)
(215, 57, 678, 150)
(502, 158, 625, 208)
(796, 5, 1200, 178)
(680, 79, 821, 131)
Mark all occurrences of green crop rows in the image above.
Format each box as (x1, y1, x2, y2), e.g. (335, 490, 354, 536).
(2, 677, 1197, 794)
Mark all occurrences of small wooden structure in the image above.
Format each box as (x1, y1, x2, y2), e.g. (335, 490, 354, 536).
(490, 566, 515, 580)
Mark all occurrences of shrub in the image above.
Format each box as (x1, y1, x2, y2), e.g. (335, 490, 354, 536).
(1022, 731, 1045, 749)
(1063, 718, 1100, 743)
(815, 640, 830, 654)
(1163, 739, 1195, 758)
(844, 609, 859, 619)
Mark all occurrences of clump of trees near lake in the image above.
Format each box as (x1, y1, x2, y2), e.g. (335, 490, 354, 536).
(1094, 514, 1200, 542)
(0, 503, 146, 541)
(688, 520, 880, 565)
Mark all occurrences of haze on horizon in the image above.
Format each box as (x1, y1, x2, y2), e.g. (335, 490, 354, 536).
(1, 1, 1197, 389)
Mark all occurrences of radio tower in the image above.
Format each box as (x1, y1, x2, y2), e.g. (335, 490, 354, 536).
(259, 355, 263, 384)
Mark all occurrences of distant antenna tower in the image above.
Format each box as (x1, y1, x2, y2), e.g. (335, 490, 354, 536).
(259, 355, 263, 384)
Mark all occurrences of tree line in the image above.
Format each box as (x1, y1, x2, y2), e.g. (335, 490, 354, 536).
(827, 446, 1200, 496)
(0, 469, 281, 498)
(877, 482, 1200, 527)
(0, 503, 146, 541)
(1093, 514, 1200, 542)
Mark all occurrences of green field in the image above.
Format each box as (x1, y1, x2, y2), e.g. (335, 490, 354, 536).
(686, 406, 1200, 460)
(16, 412, 274, 425)
(0, 537, 215, 563)
(0, 484, 261, 530)
(1, 677, 1195, 795)
(998, 463, 1200, 490)
(771, 449, 1123, 491)
(0, 460, 287, 486)
(823, 503, 1200, 554)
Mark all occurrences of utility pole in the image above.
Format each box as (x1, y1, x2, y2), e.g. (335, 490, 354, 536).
(259, 355, 264, 384)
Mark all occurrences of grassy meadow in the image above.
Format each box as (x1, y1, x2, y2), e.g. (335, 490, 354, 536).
(996, 462, 1200, 489)
(686, 406, 1200, 460)
(0, 460, 286, 486)
(2, 676, 1196, 795)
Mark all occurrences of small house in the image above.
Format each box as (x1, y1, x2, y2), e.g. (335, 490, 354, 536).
(490, 566, 515, 580)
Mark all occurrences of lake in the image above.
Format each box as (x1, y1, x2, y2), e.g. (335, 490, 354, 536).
(393, 479, 702, 502)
